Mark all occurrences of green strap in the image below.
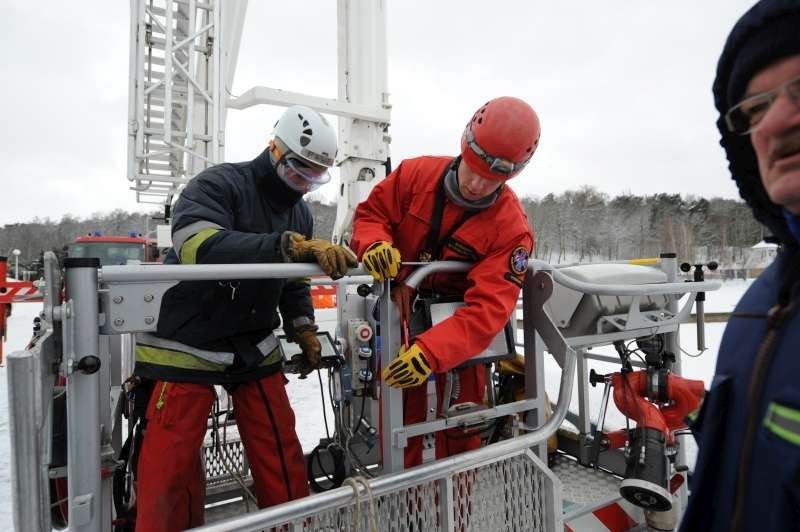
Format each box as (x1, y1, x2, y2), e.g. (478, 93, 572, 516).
(180, 228, 221, 264)
(764, 402, 800, 446)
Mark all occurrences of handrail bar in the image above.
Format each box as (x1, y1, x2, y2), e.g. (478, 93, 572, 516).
(404, 259, 720, 297)
(99, 263, 368, 283)
(530, 259, 720, 296)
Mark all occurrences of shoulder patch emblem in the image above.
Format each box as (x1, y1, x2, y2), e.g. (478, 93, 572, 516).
(509, 246, 529, 275)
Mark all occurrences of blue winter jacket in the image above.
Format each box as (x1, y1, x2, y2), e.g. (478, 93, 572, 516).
(681, 0, 800, 530)
(134, 148, 315, 384)
(682, 249, 800, 531)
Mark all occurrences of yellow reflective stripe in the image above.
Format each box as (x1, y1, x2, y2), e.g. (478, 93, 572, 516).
(136, 344, 227, 372)
(628, 258, 659, 266)
(764, 403, 800, 446)
(288, 277, 311, 285)
(179, 228, 221, 264)
(135, 344, 283, 372)
(772, 403, 800, 423)
(259, 347, 282, 366)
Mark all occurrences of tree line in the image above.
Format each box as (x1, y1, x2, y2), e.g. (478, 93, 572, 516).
(521, 187, 762, 265)
(0, 189, 763, 270)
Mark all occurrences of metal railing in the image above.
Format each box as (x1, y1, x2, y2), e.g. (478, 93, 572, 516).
(7, 255, 719, 531)
(192, 263, 576, 531)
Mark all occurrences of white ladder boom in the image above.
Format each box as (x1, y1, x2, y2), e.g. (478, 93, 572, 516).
(127, 0, 246, 206)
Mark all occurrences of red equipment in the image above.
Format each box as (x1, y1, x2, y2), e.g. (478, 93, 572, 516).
(0, 256, 42, 365)
(603, 365, 704, 512)
(611, 371, 705, 446)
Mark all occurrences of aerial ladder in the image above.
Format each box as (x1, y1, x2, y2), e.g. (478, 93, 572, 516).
(127, 0, 391, 246)
(127, 0, 245, 206)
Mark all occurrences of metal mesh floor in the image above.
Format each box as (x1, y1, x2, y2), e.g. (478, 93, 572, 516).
(549, 453, 621, 508)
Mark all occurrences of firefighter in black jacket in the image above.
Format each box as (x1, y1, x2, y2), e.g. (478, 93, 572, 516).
(132, 105, 356, 531)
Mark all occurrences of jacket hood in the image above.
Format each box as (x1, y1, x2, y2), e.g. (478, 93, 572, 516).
(713, 0, 800, 246)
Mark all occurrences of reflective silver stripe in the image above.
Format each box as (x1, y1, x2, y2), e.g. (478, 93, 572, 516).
(255, 334, 279, 358)
(291, 316, 314, 328)
(172, 220, 224, 257)
(136, 332, 279, 366)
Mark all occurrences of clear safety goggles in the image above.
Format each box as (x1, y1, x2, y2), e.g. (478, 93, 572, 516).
(277, 154, 331, 193)
(725, 74, 800, 135)
(464, 124, 529, 176)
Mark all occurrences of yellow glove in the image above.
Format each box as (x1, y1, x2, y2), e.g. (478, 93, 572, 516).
(293, 325, 321, 378)
(382, 343, 432, 388)
(283, 232, 358, 280)
(362, 241, 401, 282)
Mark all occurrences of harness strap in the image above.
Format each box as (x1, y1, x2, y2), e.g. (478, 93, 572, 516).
(420, 158, 478, 262)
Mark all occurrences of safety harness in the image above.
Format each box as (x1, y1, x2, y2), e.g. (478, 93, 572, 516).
(418, 157, 482, 265)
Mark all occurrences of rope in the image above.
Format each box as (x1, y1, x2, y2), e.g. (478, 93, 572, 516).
(344, 476, 378, 532)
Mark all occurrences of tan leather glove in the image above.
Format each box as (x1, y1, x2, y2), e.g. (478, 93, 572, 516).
(362, 241, 401, 282)
(293, 325, 321, 378)
(282, 231, 358, 280)
(382, 343, 432, 388)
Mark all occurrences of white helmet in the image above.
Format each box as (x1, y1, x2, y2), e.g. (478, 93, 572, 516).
(272, 105, 338, 193)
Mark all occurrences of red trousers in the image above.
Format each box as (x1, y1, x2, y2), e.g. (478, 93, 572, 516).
(402, 365, 486, 468)
(135, 372, 308, 531)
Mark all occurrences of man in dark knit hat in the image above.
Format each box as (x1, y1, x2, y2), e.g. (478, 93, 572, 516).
(681, 1, 800, 531)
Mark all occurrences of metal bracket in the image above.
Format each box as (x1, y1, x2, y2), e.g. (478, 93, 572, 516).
(99, 281, 177, 334)
(524, 270, 572, 368)
(70, 494, 93, 526)
(392, 427, 408, 449)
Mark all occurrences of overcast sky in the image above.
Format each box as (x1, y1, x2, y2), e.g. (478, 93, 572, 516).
(0, 1, 756, 226)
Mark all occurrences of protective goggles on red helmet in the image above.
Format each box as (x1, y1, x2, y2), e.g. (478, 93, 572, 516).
(276, 154, 331, 193)
(464, 124, 530, 176)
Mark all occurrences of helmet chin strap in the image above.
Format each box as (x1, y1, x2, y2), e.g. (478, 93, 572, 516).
(268, 139, 285, 167)
(443, 165, 501, 211)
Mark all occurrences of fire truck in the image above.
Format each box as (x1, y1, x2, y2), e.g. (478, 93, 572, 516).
(67, 232, 160, 265)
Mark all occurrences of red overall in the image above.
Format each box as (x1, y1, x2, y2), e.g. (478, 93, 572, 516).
(135, 372, 308, 531)
(352, 156, 535, 466)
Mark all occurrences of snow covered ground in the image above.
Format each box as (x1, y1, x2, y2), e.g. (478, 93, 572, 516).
(0, 279, 751, 530)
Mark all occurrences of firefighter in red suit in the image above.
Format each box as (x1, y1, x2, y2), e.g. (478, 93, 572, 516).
(351, 96, 540, 467)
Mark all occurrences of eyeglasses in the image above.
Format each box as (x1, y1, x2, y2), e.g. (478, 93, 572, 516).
(725, 74, 800, 135)
(464, 125, 529, 175)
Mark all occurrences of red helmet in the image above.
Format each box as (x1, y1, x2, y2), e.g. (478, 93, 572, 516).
(460, 96, 541, 181)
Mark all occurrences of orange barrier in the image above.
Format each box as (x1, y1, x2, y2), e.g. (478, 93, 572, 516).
(0, 257, 42, 366)
(311, 284, 337, 309)
(1, 257, 6, 366)
(0, 300, 5, 366)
